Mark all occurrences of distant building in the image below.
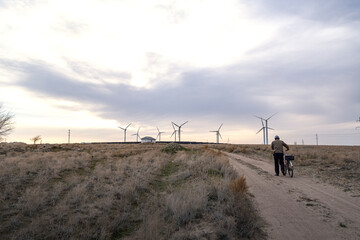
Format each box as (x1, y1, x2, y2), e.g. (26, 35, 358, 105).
(141, 136, 156, 143)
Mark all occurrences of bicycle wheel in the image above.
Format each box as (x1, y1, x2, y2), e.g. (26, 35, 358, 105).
(289, 168, 293, 178)
(283, 161, 287, 176)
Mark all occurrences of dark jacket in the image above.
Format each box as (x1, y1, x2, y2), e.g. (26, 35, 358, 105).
(271, 139, 289, 153)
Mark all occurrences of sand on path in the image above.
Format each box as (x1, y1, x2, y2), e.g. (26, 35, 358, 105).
(226, 152, 360, 240)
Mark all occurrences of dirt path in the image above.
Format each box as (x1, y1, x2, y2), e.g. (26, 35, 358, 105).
(226, 152, 360, 240)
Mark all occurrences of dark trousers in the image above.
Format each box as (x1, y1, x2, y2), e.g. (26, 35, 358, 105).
(273, 153, 284, 175)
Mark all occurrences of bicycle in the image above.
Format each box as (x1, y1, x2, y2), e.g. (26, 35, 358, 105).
(283, 154, 294, 178)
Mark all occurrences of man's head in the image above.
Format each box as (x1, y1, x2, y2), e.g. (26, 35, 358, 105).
(275, 135, 280, 140)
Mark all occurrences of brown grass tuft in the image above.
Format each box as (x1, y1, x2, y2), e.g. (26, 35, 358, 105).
(229, 176, 248, 195)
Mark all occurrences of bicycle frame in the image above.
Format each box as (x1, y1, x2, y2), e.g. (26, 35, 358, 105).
(286, 159, 293, 172)
(284, 154, 294, 177)
(288, 159, 293, 169)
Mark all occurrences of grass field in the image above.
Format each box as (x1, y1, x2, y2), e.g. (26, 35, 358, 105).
(0, 142, 265, 240)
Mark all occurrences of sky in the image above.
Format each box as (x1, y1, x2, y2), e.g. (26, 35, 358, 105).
(0, 0, 360, 145)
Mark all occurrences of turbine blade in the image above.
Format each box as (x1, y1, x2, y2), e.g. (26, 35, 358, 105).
(219, 133, 222, 139)
(157, 126, 160, 132)
(118, 127, 125, 130)
(256, 128, 263, 134)
(172, 122, 180, 128)
(268, 127, 275, 130)
(254, 115, 264, 120)
(126, 123, 132, 129)
(218, 123, 223, 131)
(182, 121, 188, 126)
(267, 113, 277, 121)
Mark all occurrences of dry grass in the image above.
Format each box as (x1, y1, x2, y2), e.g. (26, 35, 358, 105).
(230, 176, 248, 196)
(0, 143, 264, 240)
(215, 143, 360, 193)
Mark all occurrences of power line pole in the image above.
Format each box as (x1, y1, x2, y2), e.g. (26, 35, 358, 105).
(316, 133, 318, 145)
(356, 117, 360, 147)
(68, 129, 70, 144)
(356, 117, 360, 159)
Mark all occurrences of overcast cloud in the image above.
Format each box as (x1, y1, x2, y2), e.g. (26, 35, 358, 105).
(0, 0, 359, 144)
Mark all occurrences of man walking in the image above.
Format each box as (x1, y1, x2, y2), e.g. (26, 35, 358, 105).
(271, 135, 289, 176)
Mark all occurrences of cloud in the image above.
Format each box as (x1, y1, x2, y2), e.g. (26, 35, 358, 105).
(0, 0, 279, 85)
(64, 60, 132, 85)
(249, 0, 360, 23)
(13, 62, 260, 121)
(1, 0, 360, 144)
(7, 55, 358, 129)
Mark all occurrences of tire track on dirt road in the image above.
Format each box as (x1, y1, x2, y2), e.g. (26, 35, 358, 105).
(226, 152, 360, 240)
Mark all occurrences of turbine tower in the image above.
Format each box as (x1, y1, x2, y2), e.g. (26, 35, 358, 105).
(118, 123, 131, 143)
(210, 123, 223, 144)
(132, 128, 141, 142)
(156, 127, 165, 142)
(254, 113, 276, 144)
(172, 121, 188, 143)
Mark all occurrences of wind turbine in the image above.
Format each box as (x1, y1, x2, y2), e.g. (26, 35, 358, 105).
(170, 124, 177, 142)
(118, 123, 131, 142)
(172, 121, 188, 142)
(254, 113, 276, 144)
(156, 127, 165, 142)
(132, 128, 141, 142)
(256, 119, 266, 145)
(210, 123, 223, 144)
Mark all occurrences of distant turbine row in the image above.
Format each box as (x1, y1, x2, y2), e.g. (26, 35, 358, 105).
(118, 121, 223, 144)
(118, 114, 277, 144)
(119, 123, 167, 143)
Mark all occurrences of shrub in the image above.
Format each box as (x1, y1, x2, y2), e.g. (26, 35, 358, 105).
(229, 176, 248, 195)
(165, 187, 208, 226)
(161, 143, 187, 154)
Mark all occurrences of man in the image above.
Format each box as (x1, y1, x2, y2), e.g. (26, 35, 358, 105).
(271, 135, 289, 176)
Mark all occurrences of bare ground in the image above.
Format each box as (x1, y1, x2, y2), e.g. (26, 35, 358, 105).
(226, 152, 360, 240)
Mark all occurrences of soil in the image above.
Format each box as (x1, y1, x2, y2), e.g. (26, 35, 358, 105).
(226, 152, 360, 240)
